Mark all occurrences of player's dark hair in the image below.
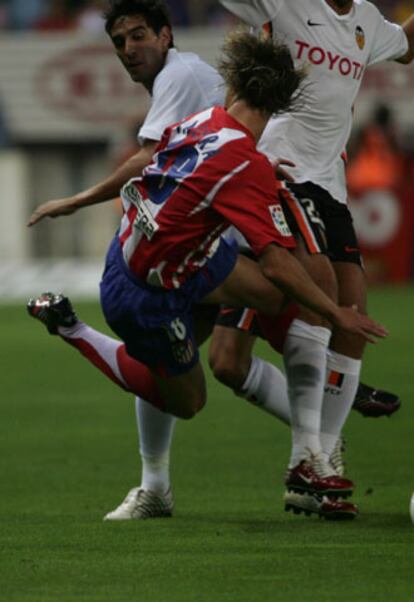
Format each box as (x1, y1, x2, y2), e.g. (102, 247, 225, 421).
(104, 0, 174, 47)
(218, 30, 304, 116)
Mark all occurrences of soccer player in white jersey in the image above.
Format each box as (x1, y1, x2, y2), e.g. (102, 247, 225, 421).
(28, 29, 387, 521)
(212, 0, 414, 516)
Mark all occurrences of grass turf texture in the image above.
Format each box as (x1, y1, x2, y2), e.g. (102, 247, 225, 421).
(1, 288, 414, 601)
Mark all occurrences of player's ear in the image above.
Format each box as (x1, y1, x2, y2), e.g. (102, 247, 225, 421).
(158, 25, 172, 50)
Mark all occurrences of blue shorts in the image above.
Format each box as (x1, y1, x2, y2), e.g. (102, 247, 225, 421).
(100, 235, 238, 377)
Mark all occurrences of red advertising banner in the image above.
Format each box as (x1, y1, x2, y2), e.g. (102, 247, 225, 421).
(350, 185, 414, 284)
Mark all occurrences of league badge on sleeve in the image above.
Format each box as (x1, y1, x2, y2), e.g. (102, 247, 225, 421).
(355, 26, 365, 50)
(269, 204, 292, 237)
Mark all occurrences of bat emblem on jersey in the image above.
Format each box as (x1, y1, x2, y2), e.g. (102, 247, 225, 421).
(307, 18, 324, 27)
(355, 25, 365, 50)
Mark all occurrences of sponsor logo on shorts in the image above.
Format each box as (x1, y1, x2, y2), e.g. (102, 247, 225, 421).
(269, 204, 292, 237)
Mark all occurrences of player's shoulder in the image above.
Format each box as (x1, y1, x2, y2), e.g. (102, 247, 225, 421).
(159, 48, 219, 84)
(244, 147, 275, 184)
(354, 0, 382, 20)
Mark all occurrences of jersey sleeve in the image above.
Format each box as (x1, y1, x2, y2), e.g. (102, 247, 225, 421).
(138, 60, 222, 144)
(219, 0, 283, 27)
(367, 11, 409, 66)
(213, 155, 295, 256)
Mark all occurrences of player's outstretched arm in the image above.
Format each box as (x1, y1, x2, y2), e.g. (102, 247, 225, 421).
(397, 14, 414, 63)
(27, 140, 157, 227)
(258, 244, 388, 343)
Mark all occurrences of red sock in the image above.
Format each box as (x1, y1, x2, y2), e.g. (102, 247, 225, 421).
(116, 345, 165, 411)
(63, 336, 166, 411)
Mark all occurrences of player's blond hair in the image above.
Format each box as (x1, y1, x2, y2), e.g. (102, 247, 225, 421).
(218, 30, 304, 116)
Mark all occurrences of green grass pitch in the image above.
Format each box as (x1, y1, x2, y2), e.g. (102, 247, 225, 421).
(1, 288, 414, 601)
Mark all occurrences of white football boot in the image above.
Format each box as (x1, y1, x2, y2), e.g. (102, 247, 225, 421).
(104, 487, 174, 520)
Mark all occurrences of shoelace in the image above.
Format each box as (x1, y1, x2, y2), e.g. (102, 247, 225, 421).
(134, 489, 172, 517)
(310, 453, 334, 478)
(330, 437, 346, 476)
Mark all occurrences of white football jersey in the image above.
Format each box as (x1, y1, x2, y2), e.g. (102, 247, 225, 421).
(138, 48, 225, 143)
(220, 0, 408, 203)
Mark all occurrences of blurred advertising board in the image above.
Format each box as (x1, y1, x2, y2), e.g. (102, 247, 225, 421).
(0, 31, 414, 142)
(350, 186, 414, 284)
(0, 30, 223, 142)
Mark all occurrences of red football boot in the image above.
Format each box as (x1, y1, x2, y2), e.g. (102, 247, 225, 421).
(285, 456, 354, 499)
(284, 490, 358, 520)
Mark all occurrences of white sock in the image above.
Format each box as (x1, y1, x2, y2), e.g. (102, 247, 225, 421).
(320, 351, 362, 459)
(136, 397, 176, 495)
(283, 319, 331, 467)
(58, 321, 127, 387)
(240, 356, 290, 425)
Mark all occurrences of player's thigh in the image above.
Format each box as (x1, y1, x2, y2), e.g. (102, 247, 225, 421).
(209, 324, 257, 389)
(320, 193, 366, 312)
(154, 360, 207, 419)
(292, 236, 337, 300)
(192, 303, 219, 346)
(202, 254, 285, 316)
(290, 234, 337, 328)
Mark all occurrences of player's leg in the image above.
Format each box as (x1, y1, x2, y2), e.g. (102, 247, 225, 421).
(104, 360, 207, 521)
(208, 312, 291, 425)
(125, 304, 219, 518)
(207, 228, 354, 502)
(319, 204, 367, 463)
(105, 306, 220, 521)
(27, 292, 143, 392)
(273, 183, 356, 515)
(257, 304, 401, 417)
(284, 237, 336, 464)
(278, 184, 352, 483)
(28, 292, 206, 419)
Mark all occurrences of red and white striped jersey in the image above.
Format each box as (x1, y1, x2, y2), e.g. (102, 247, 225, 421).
(118, 106, 295, 289)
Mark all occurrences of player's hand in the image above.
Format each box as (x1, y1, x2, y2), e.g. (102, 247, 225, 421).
(27, 198, 77, 227)
(332, 305, 388, 343)
(271, 158, 296, 182)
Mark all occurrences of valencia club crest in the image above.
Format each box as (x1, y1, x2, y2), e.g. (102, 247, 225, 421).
(355, 25, 365, 50)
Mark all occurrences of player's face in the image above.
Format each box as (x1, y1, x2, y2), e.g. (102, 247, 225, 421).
(110, 15, 171, 90)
